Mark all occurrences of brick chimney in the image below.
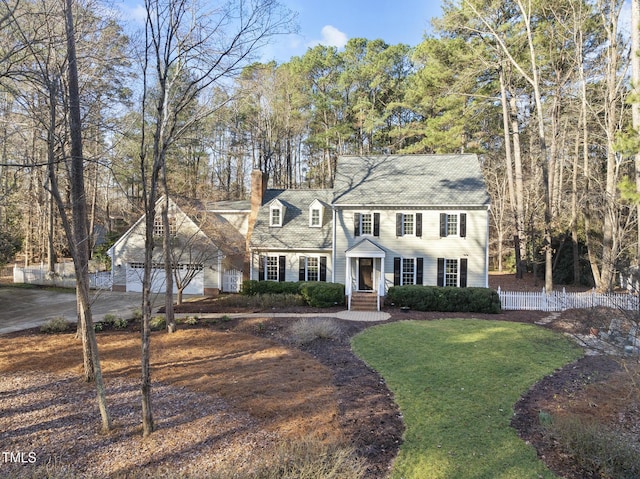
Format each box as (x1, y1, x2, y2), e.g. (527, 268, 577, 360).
(245, 169, 268, 279)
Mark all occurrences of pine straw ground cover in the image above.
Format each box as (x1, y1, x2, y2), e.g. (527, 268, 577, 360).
(0, 323, 350, 478)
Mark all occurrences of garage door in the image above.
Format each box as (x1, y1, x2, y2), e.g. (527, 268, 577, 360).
(126, 263, 204, 295)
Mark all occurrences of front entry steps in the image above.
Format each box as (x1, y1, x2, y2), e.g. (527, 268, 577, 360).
(350, 291, 378, 311)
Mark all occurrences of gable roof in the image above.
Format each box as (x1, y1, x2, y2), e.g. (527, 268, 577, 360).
(108, 197, 246, 259)
(250, 189, 333, 250)
(345, 239, 386, 258)
(174, 198, 246, 257)
(332, 154, 490, 207)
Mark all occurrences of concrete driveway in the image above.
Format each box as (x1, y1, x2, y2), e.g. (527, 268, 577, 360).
(0, 287, 167, 334)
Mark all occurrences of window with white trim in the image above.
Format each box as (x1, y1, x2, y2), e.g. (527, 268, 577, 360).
(394, 257, 424, 286)
(270, 207, 281, 227)
(439, 212, 466, 238)
(361, 213, 372, 235)
(266, 256, 279, 280)
(447, 214, 458, 236)
(310, 208, 321, 227)
(299, 255, 327, 282)
(403, 214, 414, 236)
(307, 257, 319, 281)
(445, 258, 458, 287)
(402, 258, 415, 285)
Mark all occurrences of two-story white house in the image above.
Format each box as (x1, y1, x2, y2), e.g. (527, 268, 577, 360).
(249, 154, 491, 310)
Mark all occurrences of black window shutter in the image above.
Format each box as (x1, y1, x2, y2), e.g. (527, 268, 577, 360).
(416, 257, 424, 285)
(416, 213, 422, 237)
(396, 213, 403, 236)
(374, 213, 380, 236)
(460, 213, 467, 238)
(299, 256, 306, 281)
(278, 255, 286, 282)
(320, 256, 327, 281)
(440, 213, 447, 237)
(354, 213, 361, 237)
(258, 255, 265, 281)
(437, 258, 445, 286)
(393, 257, 401, 286)
(460, 258, 468, 287)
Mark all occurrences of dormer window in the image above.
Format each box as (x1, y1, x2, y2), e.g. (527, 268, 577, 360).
(269, 200, 286, 227)
(309, 199, 325, 228)
(271, 208, 281, 226)
(311, 209, 321, 226)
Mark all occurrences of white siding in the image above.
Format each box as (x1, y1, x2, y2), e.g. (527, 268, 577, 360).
(334, 207, 489, 291)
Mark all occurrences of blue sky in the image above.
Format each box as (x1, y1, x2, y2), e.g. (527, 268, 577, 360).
(261, 0, 444, 62)
(115, 0, 444, 63)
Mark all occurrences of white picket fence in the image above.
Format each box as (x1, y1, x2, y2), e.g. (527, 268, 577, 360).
(497, 287, 640, 312)
(13, 265, 112, 290)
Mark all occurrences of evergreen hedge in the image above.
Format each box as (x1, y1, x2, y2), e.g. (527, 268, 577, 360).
(241, 280, 345, 308)
(299, 282, 345, 308)
(386, 285, 501, 313)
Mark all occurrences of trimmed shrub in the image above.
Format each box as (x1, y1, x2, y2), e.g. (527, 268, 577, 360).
(242, 280, 300, 296)
(386, 285, 501, 313)
(40, 317, 71, 333)
(299, 282, 345, 308)
(242, 280, 344, 308)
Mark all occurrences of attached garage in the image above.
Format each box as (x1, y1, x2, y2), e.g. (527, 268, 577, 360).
(125, 262, 204, 295)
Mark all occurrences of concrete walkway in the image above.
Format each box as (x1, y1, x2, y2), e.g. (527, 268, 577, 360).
(188, 310, 391, 323)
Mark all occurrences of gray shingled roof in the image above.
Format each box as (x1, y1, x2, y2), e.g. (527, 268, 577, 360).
(332, 154, 490, 206)
(250, 189, 334, 250)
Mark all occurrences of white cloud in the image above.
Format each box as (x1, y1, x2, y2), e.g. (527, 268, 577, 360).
(307, 25, 348, 49)
(320, 25, 348, 47)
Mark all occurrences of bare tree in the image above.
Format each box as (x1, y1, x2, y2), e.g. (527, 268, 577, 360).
(136, 0, 295, 436)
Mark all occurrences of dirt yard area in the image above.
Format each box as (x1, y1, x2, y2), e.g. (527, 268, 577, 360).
(1, 274, 639, 479)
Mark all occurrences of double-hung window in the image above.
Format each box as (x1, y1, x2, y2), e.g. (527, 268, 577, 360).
(270, 208, 281, 227)
(402, 258, 415, 285)
(445, 259, 458, 286)
(310, 209, 321, 227)
(393, 257, 424, 286)
(354, 212, 380, 237)
(403, 215, 414, 235)
(396, 213, 422, 237)
(298, 256, 327, 282)
(437, 258, 468, 287)
(259, 255, 286, 282)
(439, 213, 466, 238)
(361, 213, 372, 235)
(266, 256, 279, 281)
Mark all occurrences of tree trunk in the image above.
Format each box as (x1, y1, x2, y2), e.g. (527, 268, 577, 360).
(162, 189, 176, 334)
(499, 66, 527, 279)
(64, 0, 111, 433)
(509, 95, 527, 278)
(571, 128, 581, 285)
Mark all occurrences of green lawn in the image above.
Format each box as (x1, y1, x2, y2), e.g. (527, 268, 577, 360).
(352, 319, 583, 479)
